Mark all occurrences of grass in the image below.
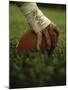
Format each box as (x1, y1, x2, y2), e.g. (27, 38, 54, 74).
(9, 3, 66, 89)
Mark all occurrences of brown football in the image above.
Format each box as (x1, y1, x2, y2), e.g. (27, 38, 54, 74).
(16, 28, 59, 54)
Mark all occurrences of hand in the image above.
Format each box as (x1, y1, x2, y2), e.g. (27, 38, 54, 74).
(43, 23, 59, 55)
(16, 23, 59, 55)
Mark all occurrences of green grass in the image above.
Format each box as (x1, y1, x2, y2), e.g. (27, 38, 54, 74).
(9, 4, 66, 89)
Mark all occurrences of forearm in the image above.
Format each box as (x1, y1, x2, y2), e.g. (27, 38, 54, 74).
(18, 2, 51, 33)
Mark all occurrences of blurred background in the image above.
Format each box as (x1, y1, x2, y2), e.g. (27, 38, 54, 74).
(9, 1, 66, 89)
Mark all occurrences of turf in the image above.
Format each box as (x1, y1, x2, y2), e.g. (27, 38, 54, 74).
(9, 3, 66, 89)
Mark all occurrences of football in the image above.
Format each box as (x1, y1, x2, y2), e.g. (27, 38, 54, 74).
(16, 28, 59, 54)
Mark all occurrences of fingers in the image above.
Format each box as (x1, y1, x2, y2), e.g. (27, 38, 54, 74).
(43, 29, 51, 50)
(36, 32, 42, 50)
(43, 23, 59, 55)
(48, 23, 59, 51)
